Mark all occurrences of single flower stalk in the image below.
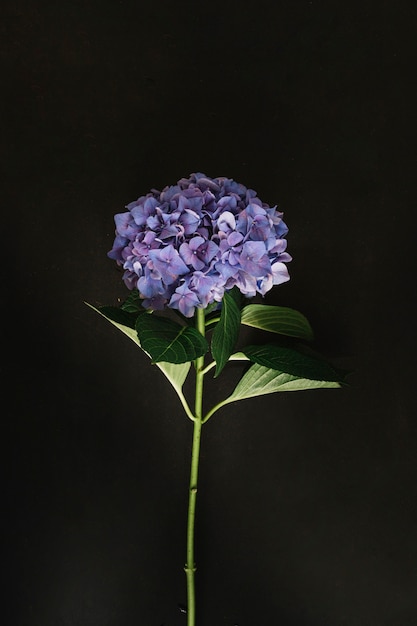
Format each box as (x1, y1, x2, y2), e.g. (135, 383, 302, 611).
(89, 173, 347, 626)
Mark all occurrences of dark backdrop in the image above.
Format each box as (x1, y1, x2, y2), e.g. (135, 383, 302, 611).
(2, 1, 416, 625)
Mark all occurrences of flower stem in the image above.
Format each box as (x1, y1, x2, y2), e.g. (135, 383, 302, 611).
(184, 308, 206, 626)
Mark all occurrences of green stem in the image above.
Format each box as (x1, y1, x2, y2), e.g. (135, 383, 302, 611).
(204, 315, 220, 327)
(200, 360, 216, 376)
(202, 396, 232, 423)
(177, 387, 197, 422)
(184, 308, 206, 626)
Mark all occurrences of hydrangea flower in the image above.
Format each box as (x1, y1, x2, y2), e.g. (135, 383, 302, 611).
(108, 173, 292, 317)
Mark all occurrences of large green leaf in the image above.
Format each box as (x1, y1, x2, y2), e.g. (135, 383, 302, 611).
(242, 344, 344, 382)
(211, 288, 242, 377)
(240, 304, 314, 341)
(85, 303, 191, 394)
(228, 363, 341, 402)
(91, 304, 142, 340)
(135, 313, 208, 363)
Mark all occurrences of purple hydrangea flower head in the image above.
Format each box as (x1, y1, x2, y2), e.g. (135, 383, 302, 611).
(108, 173, 291, 316)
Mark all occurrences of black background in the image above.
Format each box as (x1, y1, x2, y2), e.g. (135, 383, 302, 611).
(2, 1, 417, 625)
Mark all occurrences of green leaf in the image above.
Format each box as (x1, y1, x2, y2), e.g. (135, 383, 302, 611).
(154, 360, 191, 395)
(120, 289, 145, 313)
(85, 302, 191, 394)
(229, 352, 251, 361)
(240, 304, 314, 341)
(136, 313, 208, 363)
(90, 304, 142, 340)
(211, 289, 242, 377)
(241, 344, 344, 382)
(228, 363, 341, 403)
